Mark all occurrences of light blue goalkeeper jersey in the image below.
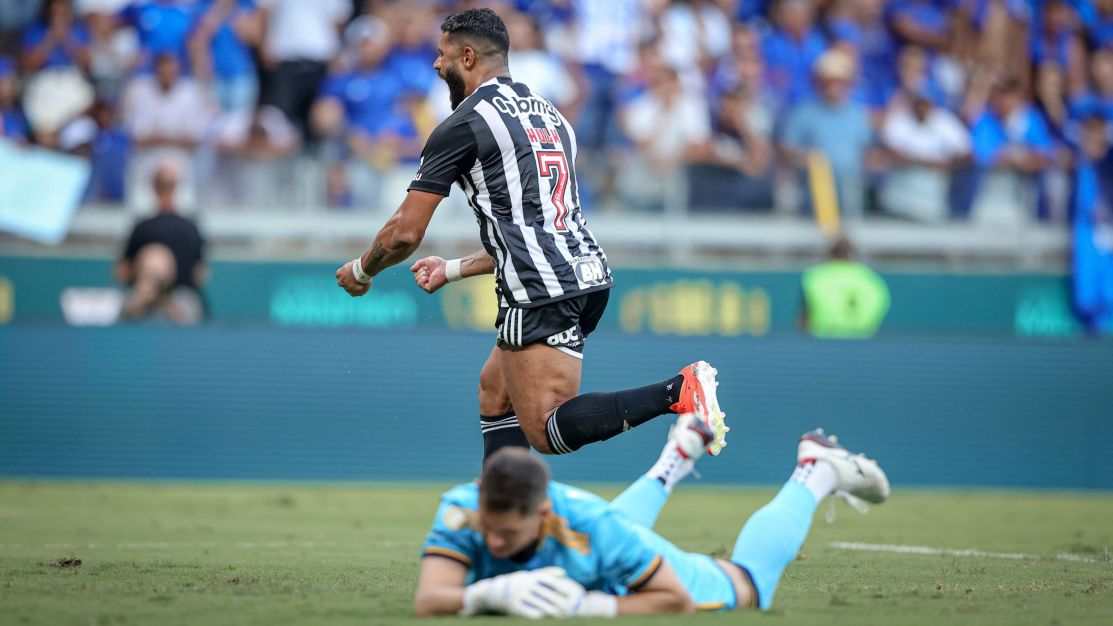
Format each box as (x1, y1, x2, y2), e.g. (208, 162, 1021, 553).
(420, 481, 737, 610)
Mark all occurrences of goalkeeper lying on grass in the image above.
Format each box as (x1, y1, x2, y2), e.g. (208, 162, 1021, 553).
(414, 413, 889, 617)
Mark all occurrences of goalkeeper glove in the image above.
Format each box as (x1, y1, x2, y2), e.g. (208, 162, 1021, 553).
(460, 566, 586, 619)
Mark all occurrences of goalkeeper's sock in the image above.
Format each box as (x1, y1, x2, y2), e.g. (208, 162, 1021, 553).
(730, 480, 818, 610)
(790, 459, 838, 502)
(480, 412, 530, 462)
(646, 443, 694, 493)
(608, 475, 669, 529)
(542, 375, 685, 454)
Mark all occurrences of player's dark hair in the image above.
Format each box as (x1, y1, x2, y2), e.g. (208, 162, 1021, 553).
(440, 8, 510, 59)
(479, 448, 549, 515)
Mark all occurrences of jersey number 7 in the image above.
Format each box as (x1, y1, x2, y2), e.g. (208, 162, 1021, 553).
(536, 151, 571, 232)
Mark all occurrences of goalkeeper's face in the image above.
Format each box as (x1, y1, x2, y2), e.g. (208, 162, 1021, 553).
(479, 500, 551, 559)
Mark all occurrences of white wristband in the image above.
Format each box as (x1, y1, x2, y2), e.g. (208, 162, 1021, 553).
(577, 591, 618, 617)
(351, 257, 372, 284)
(459, 577, 501, 616)
(459, 582, 484, 616)
(445, 259, 464, 283)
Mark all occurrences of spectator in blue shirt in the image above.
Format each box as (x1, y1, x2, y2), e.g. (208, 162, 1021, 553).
(311, 17, 421, 209)
(829, 0, 899, 109)
(967, 76, 1057, 221)
(1069, 48, 1113, 122)
(761, 0, 826, 108)
(188, 0, 261, 112)
(735, 0, 773, 22)
(120, 0, 202, 74)
(885, 45, 948, 109)
(316, 19, 416, 147)
(1035, 59, 1072, 135)
(87, 98, 130, 202)
(779, 48, 875, 218)
(1030, 0, 1088, 91)
(1082, 0, 1113, 47)
(886, 0, 949, 52)
(383, 10, 439, 96)
(21, 0, 91, 72)
(971, 77, 1056, 172)
(515, 0, 576, 24)
(711, 23, 774, 106)
(0, 56, 28, 142)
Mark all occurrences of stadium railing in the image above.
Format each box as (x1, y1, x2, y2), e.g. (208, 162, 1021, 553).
(58, 203, 1069, 269)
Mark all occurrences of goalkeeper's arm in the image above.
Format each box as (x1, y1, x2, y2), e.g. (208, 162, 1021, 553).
(612, 560, 694, 615)
(413, 556, 469, 617)
(414, 556, 693, 618)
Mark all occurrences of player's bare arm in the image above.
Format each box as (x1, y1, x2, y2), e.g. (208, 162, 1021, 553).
(413, 555, 468, 617)
(614, 560, 695, 615)
(410, 250, 495, 294)
(335, 189, 442, 297)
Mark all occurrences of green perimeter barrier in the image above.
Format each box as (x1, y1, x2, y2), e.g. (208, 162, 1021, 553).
(0, 256, 1082, 336)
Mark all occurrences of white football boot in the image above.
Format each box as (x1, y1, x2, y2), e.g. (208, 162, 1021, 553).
(671, 412, 720, 461)
(798, 428, 890, 519)
(648, 412, 727, 491)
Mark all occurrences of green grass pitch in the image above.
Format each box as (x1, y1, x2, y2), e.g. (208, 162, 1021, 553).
(1, 481, 1111, 626)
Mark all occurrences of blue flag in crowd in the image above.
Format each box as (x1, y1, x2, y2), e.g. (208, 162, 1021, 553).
(1071, 157, 1113, 334)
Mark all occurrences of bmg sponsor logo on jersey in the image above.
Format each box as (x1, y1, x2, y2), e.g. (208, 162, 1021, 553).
(546, 325, 582, 348)
(492, 93, 563, 126)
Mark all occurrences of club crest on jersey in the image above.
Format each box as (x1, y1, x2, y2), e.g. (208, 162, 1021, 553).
(492, 93, 562, 126)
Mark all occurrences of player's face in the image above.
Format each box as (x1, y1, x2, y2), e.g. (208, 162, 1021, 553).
(434, 33, 468, 110)
(478, 506, 546, 559)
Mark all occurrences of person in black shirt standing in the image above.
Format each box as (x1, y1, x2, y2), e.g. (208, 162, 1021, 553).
(335, 8, 727, 462)
(116, 163, 206, 324)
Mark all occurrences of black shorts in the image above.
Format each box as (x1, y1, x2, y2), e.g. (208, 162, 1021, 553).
(495, 289, 610, 358)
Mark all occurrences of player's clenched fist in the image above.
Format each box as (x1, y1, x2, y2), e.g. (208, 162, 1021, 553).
(410, 256, 448, 294)
(335, 260, 372, 297)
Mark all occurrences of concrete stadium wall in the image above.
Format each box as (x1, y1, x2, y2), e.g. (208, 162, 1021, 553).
(1, 327, 1110, 489)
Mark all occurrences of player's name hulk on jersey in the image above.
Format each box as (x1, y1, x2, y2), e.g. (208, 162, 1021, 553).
(334, 7, 725, 463)
(408, 76, 612, 308)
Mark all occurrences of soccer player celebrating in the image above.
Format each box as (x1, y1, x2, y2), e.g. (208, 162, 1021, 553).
(412, 417, 890, 618)
(335, 8, 726, 460)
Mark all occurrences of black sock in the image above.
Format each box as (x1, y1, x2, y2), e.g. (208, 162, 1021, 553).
(544, 375, 685, 454)
(480, 411, 530, 462)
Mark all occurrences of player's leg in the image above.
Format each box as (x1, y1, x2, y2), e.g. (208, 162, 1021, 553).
(498, 343, 580, 454)
(610, 413, 718, 529)
(726, 430, 890, 610)
(500, 292, 727, 455)
(477, 346, 529, 462)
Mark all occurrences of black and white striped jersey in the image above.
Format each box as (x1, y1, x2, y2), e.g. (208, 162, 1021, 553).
(408, 76, 613, 308)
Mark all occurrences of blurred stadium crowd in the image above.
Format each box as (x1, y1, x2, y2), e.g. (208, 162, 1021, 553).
(0, 0, 1111, 224)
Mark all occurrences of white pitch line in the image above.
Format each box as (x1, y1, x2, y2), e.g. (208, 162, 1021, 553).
(828, 542, 1109, 564)
(5, 540, 415, 550)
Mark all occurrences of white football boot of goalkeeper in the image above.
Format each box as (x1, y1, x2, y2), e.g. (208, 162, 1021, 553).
(797, 428, 890, 505)
(670, 412, 719, 461)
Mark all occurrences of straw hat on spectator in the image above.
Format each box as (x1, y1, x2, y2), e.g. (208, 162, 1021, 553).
(813, 49, 855, 81)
